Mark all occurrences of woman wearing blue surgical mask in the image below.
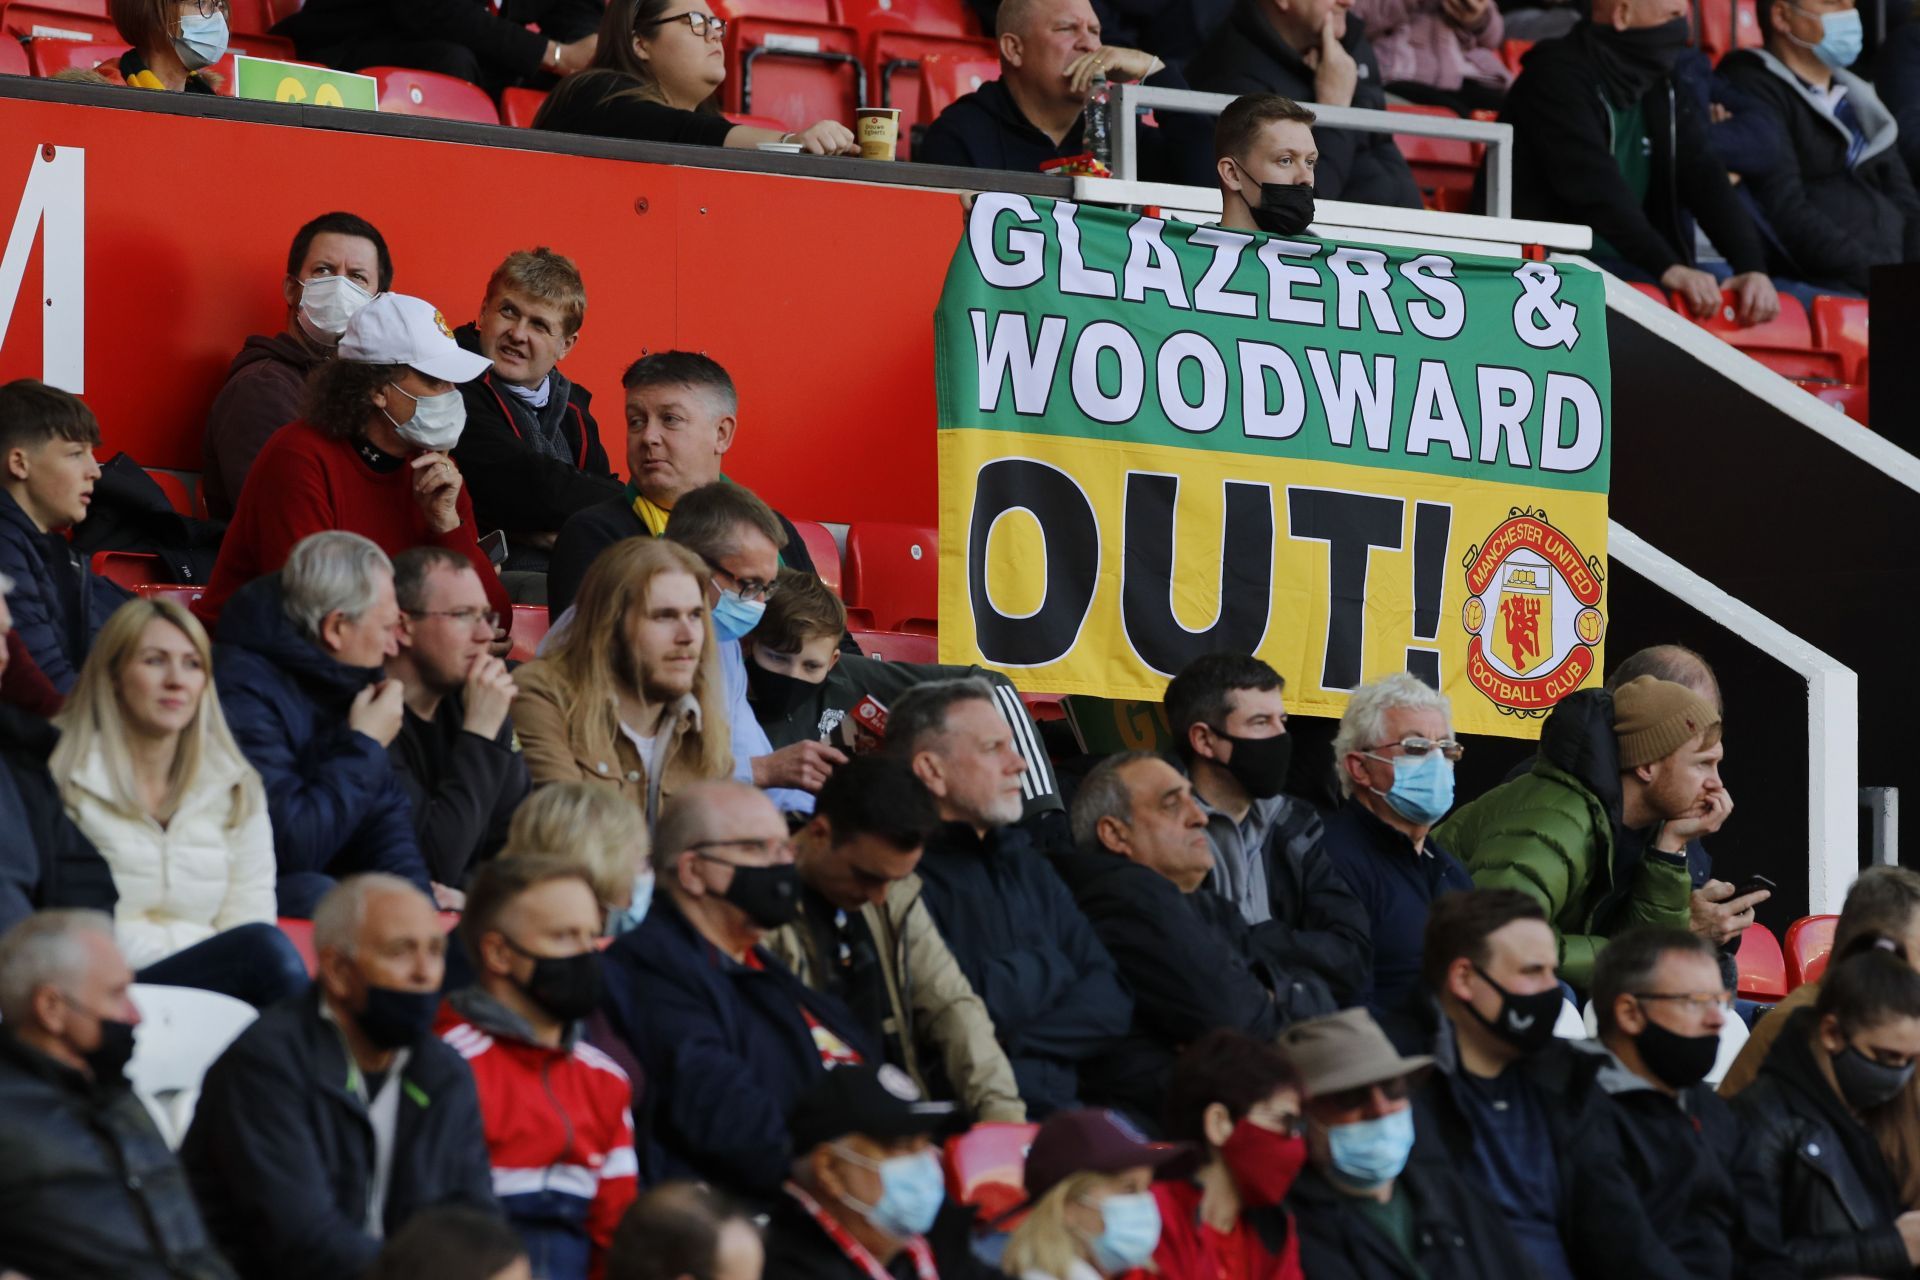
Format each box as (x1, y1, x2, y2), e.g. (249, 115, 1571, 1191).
(1007, 1109, 1194, 1280)
(198, 292, 513, 636)
(109, 0, 228, 91)
(501, 780, 656, 937)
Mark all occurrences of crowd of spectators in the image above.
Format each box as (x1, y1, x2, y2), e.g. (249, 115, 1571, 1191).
(0, 34, 1911, 1279)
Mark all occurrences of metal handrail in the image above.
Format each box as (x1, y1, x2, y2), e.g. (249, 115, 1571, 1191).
(1109, 81, 1514, 220)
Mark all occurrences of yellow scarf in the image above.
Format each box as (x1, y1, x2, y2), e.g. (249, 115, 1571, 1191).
(627, 485, 671, 536)
(124, 67, 168, 90)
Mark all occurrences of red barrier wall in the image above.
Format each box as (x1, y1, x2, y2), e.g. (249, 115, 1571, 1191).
(0, 93, 970, 525)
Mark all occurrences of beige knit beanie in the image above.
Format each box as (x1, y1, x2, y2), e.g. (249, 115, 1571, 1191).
(1613, 676, 1721, 770)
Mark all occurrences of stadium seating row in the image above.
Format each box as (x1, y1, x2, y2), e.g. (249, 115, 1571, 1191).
(1627, 283, 1870, 422)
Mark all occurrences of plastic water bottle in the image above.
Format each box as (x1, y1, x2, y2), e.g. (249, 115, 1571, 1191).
(1088, 71, 1112, 169)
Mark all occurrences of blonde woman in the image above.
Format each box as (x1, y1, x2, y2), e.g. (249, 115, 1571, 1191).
(503, 780, 654, 936)
(511, 537, 732, 827)
(1006, 1109, 1188, 1280)
(51, 597, 307, 1007)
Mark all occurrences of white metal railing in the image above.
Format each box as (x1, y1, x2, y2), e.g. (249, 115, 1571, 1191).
(1109, 81, 1515, 218)
(1608, 521, 1860, 914)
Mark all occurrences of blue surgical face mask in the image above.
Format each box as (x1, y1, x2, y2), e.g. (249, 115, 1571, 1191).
(711, 589, 766, 643)
(173, 10, 228, 70)
(605, 871, 654, 937)
(1325, 1107, 1416, 1189)
(1790, 4, 1863, 67)
(1367, 750, 1455, 826)
(834, 1145, 946, 1238)
(1081, 1191, 1161, 1274)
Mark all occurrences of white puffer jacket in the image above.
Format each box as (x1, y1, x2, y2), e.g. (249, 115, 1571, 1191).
(62, 743, 277, 970)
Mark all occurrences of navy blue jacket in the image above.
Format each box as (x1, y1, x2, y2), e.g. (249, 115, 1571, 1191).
(0, 488, 130, 693)
(914, 821, 1132, 1118)
(0, 702, 117, 935)
(1322, 798, 1475, 1015)
(598, 894, 880, 1200)
(212, 573, 427, 895)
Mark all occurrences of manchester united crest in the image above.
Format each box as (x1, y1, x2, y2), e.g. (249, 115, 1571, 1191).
(1461, 509, 1605, 717)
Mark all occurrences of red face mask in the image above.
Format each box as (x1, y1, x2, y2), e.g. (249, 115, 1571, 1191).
(1219, 1116, 1308, 1207)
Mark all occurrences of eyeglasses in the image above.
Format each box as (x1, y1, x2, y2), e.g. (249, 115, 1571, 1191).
(406, 607, 500, 631)
(705, 559, 778, 603)
(689, 838, 792, 862)
(644, 9, 727, 39)
(1632, 991, 1734, 1012)
(1364, 736, 1465, 762)
(1318, 1076, 1411, 1113)
(185, 0, 230, 15)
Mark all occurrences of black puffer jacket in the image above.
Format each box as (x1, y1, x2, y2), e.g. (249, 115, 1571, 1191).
(1047, 846, 1291, 1129)
(1730, 1008, 1913, 1279)
(1715, 50, 1920, 294)
(0, 703, 117, 934)
(0, 1028, 234, 1280)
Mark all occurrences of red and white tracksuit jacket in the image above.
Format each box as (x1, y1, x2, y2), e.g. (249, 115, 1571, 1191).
(437, 990, 638, 1280)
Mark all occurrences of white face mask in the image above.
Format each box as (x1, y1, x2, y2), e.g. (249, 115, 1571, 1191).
(297, 274, 375, 343)
(172, 10, 227, 69)
(383, 381, 467, 451)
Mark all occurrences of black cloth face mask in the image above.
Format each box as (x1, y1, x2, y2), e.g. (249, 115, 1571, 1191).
(1832, 1043, 1917, 1112)
(745, 657, 820, 718)
(1214, 729, 1293, 800)
(1467, 964, 1562, 1054)
(1590, 17, 1690, 102)
(1248, 179, 1316, 237)
(84, 1018, 137, 1088)
(358, 984, 441, 1050)
(1633, 1017, 1719, 1089)
(697, 852, 802, 929)
(506, 939, 605, 1023)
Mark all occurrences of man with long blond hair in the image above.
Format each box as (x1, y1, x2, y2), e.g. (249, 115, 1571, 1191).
(510, 536, 731, 826)
(50, 596, 306, 1007)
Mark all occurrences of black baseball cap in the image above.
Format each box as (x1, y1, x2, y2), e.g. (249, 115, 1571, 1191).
(789, 1064, 958, 1153)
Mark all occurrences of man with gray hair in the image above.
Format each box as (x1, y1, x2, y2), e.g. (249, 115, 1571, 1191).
(599, 780, 879, 1199)
(0, 910, 235, 1280)
(893, 678, 1131, 1117)
(183, 874, 496, 1280)
(1054, 750, 1298, 1127)
(215, 530, 429, 917)
(1323, 671, 1476, 1015)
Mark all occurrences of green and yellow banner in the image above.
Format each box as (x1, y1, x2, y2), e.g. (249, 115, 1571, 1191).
(934, 195, 1611, 739)
(232, 56, 378, 110)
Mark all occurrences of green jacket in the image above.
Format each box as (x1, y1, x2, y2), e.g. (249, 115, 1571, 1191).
(1435, 691, 1691, 989)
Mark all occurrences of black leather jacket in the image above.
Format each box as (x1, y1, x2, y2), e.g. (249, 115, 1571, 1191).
(1730, 1008, 1912, 1278)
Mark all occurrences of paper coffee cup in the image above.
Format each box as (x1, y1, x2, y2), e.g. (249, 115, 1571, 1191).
(856, 108, 901, 161)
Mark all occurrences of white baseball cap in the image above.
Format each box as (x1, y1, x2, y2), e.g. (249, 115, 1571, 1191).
(337, 292, 492, 383)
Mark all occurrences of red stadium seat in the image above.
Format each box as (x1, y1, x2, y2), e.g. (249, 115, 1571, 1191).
(834, 0, 980, 38)
(1735, 921, 1787, 1002)
(1388, 102, 1482, 213)
(507, 603, 549, 664)
(1628, 282, 1670, 304)
(1810, 294, 1868, 383)
(363, 65, 499, 123)
(1801, 380, 1868, 424)
(1689, 289, 1844, 379)
(1499, 38, 1531, 73)
(135, 583, 204, 608)
(865, 31, 994, 157)
(1698, 0, 1758, 61)
(225, 0, 270, 33)
(716, 0, 834, 22)
(714, 15, 865, 133)
(91, 550, 164, 590)
(1020, 691, 1065, 721)
(277, 917, 318, 975)
(226, 30, 294, 59)
(499, 86, 547, 127)
(0, 35, 26, 73)
(262, 0, 302, 26)
(2, 0, 112, 41)
(144, 468, 193, 515)
(788, 519, 843, 595)
(851, 628, 938, 663)
(917, 48, 997, 120)
(945, 1122, 1037, 1221)
(1786, 913, 1838, 989)
(25, 36, 123, 77)
(843, 522, 936, 630)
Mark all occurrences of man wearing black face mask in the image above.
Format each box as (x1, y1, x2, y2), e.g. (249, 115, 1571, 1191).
(1502, 0, 1781, 324)
(599, 780, 880, 1202)
(440, 856, 635, 1280)
(1215, 92, 1321, 236)
(183, 874, 498, 1280)
(1411, 889, 1695, 1280)
(1165, 653, 1372, 1006)
(0, 910, 236, 1280)
(1589, 927, 1798, 1280)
